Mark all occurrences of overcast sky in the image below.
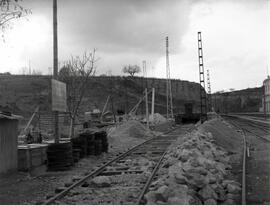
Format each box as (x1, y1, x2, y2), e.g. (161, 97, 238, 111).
(0, 0, 269, 92)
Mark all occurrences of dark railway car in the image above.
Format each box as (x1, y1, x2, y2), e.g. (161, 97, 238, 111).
(175, 103, 200, 124)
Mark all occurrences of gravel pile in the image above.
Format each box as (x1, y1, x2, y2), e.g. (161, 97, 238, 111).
(149, 113, 167, 125)
(199, 118, 242, 153)
(145, 125, 241, 205)
(107, 120, 152, 139)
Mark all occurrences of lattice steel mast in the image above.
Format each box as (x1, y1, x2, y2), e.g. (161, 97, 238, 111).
(197, 32, 207, 122)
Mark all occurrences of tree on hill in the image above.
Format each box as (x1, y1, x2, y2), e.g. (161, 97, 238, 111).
(122, 65, 141, 77)
(59, 50, 98, 138)
(58, 65, 71, 78)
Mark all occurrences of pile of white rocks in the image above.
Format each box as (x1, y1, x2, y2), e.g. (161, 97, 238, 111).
(145, 130, 241, 205)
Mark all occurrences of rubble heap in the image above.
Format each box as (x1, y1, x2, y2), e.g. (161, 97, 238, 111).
(145, 129, 241, 205)
(149, 113, 167, 125)
(108, 120, 151, 139)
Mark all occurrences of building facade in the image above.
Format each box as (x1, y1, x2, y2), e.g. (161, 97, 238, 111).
(262, 77, 270, 113)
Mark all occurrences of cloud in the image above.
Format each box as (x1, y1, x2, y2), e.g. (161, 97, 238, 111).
(55, 0, 193, 56)
(160, 0, 270, 91)
(10, 0, 194, 75)
(1, 0, 269, 93)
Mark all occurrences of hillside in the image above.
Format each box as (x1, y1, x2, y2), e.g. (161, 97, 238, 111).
(0, 75, 202, 120)
(212, 87, 263, 113)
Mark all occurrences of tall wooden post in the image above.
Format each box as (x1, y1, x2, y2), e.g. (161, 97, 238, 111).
(151, 88, 155, 116)
(53, 0, 59, 143)
(145, 88, 149, 129)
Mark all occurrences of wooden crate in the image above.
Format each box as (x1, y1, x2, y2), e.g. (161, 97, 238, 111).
(18, 144, 48, 171)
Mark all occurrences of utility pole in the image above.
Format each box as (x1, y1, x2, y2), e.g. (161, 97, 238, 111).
(28, 60, 31, 75)
(141, 60, 147, 115)
(53, 0, 59, 143)
(151, 87, 155, 116)
(143, 60, 147, 89)
(125, 80, 128, 114)
(109, 76, 116, 123)
(207, 69, 212, 112)
(145, 88, 149, 129)
(197, 32, 207, 122)
(166, 36, 173, 119)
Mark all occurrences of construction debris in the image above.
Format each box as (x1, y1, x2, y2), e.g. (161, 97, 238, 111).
(149, 113, 167, 125)
(107, 120, 152, 139)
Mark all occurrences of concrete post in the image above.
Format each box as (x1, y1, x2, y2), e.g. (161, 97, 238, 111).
(53, 0, 59, 143)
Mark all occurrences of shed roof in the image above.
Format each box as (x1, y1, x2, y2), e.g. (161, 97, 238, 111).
(0, 113, 23, 120)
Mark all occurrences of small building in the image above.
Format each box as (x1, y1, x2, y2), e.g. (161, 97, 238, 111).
(0, 112, 22, 174)
(261, 76, 270, 113)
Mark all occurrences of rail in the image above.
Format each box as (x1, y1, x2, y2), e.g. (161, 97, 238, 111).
(42, 125, 182, 205)
(222, 114, 270, 143)
(223, 116, 270, 205)
(223, 118, 247, 205)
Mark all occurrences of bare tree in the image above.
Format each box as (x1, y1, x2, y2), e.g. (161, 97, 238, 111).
(20, 66, 27, 75)
(31, 69, 42, 75)
(0, 0, 30, 32)
(59, 50, 98, 138)
(122, 64, 141, 77)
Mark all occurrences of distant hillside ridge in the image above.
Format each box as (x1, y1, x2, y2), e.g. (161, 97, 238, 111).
(212, 87, 263, 113)
(0, 75, 202, 118)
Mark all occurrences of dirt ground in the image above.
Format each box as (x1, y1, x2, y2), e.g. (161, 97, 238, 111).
(201, 117, 270, 205)
(1, 118, 248, 205)
(245, 132, 270, 204)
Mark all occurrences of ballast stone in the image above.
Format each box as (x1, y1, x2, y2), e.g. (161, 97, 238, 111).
(91, 176, 111, 187)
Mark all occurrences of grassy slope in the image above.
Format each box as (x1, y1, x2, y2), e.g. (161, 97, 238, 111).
(0, 75, 202, 119)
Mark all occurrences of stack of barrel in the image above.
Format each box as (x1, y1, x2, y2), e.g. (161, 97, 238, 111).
(47, 142, 74, 171)
(94, 131, 109, 153)
(71, 135, 88, 158)
(47, 130, 109, 171)
(71, 130, 109, 160)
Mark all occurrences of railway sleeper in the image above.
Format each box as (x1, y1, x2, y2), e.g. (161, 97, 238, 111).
(98, 170, 144, 176)
(131, 151, 165, 155)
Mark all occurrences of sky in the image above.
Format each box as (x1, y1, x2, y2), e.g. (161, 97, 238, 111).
(0, 0, 269, 92)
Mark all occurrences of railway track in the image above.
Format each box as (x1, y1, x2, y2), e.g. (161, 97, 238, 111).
(222, 115, 270, 142)
(42, 124, 194, 205)
(223, 115, 270, 205)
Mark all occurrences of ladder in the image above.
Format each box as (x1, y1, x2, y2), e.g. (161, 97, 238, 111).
(197, 32, 207, 122)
